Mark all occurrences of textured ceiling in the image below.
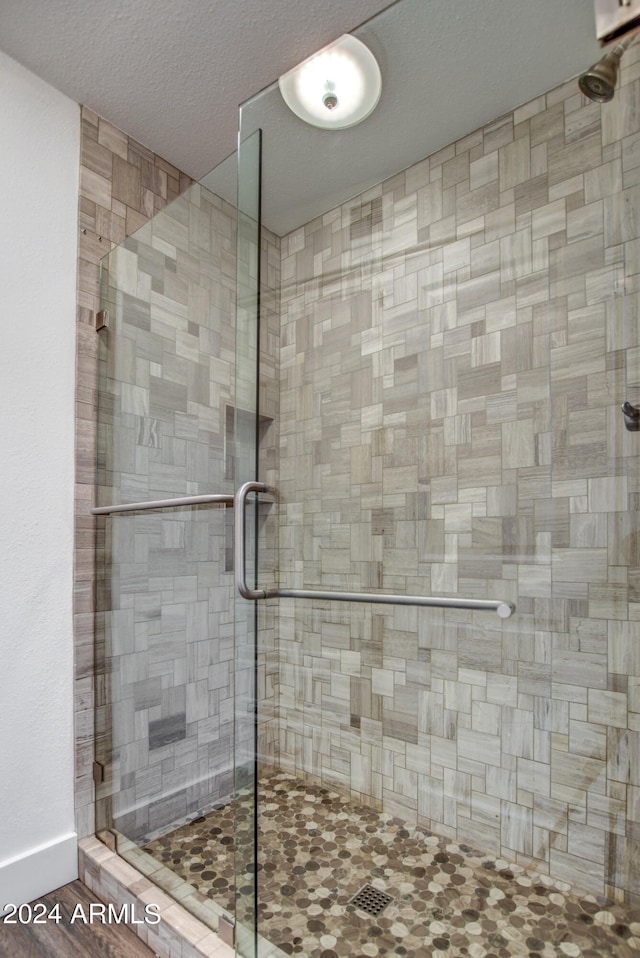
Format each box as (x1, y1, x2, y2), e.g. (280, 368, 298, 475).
(206, 0, 602, 234)
(0, 0, 393, 179)
(0, 0, 603, 233)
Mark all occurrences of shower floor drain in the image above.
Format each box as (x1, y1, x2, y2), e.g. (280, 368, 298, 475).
(349, 884, 393, 917)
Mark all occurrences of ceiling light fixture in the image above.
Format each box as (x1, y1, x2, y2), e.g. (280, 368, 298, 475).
(278, 34, 382, 130)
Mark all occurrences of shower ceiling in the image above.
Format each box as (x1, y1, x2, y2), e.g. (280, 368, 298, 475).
(206, 0, 604, 235)
(0, 0, 600, 215)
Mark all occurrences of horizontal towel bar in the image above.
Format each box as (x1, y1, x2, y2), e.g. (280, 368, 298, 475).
(234, 482, 515, 619)
(277, 589, 515, 618)
(91, 494, 234, 515)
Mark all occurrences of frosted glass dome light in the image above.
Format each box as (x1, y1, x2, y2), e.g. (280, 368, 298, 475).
(279, 34, 382, 130)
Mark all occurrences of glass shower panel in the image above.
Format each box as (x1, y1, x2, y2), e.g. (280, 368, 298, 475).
(271, 150, 534, 926)
(234, 0, 637, 947)
(94, 156, 260, 944)
(237, 40, 537, 957)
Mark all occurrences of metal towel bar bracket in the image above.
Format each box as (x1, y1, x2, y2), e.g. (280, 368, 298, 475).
(234, 481, 515, 619)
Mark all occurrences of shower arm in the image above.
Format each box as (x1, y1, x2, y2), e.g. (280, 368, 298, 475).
(234, 481, 515, 619)
(607, 27, 640, 58)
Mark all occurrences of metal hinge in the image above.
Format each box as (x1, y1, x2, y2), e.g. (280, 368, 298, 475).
(97, 830, 117, 851)
(218, 915, 234, 946)
(92, 760, 105, 784)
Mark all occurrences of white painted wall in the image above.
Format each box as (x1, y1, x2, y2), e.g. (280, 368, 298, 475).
(0, 50, 80, 910)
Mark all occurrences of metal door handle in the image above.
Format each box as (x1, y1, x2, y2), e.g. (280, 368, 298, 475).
(234, 481, 276, 599)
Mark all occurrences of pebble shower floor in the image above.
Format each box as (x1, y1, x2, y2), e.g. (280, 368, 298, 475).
(143, 772, 639, 957)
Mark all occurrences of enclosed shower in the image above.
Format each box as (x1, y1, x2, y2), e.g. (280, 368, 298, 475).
(92, 2, 640, 956)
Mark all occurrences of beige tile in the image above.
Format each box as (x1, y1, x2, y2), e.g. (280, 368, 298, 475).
(588, 689, 628, 728)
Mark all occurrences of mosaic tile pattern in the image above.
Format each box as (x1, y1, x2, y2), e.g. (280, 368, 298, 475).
(144, 773, 640, 957)
(276, 52, 640, 899)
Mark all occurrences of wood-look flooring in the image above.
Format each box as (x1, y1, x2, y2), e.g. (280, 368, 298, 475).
(0, 881, 157, 958)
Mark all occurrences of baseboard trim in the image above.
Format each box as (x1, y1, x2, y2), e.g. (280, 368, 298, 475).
(0, 832, 78, 916)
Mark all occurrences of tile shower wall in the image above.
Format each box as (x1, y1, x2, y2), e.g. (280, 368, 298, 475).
(95, 184, 281, 841)
(277, 55, 640, 901)
(75, 106, 193, 842)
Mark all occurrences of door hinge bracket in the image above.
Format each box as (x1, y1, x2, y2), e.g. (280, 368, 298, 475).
(218, 915, 235, 946)
(96, 309, 109, 331)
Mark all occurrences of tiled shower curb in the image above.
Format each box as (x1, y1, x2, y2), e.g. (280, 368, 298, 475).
(79, 837, 234, 958)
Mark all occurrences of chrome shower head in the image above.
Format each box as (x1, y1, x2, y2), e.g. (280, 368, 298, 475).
(579, 29, 640, 102)
(579, 52, 620, 101)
